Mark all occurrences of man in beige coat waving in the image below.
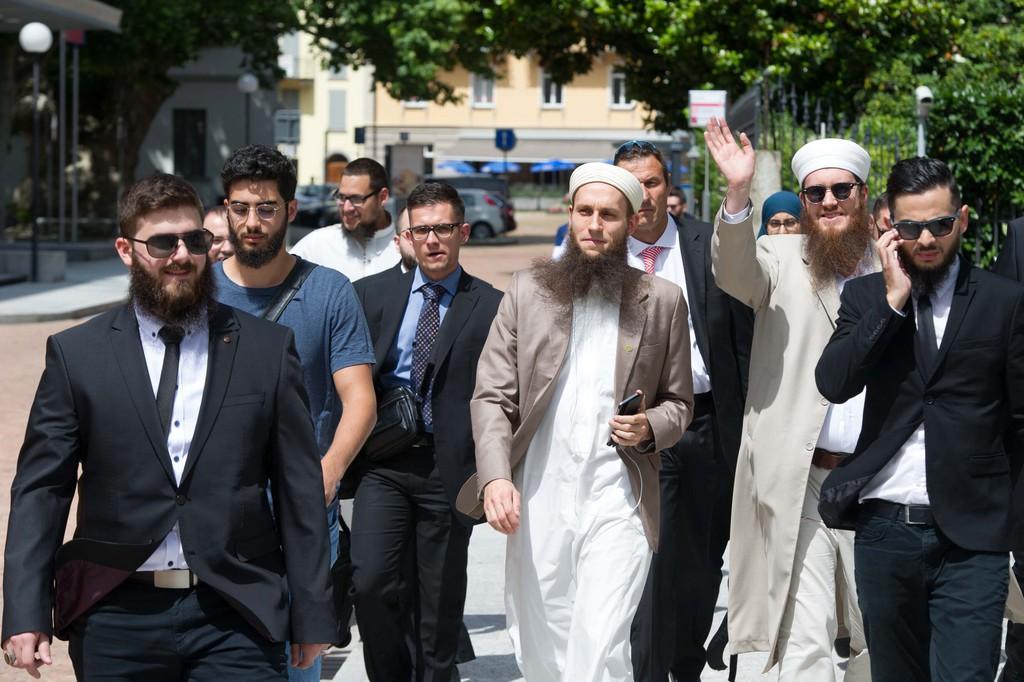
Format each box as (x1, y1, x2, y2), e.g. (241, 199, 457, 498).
(706, 118, 873, 680)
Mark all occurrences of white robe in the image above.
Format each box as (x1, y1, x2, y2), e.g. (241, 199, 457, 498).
(505, 291, 652, 682)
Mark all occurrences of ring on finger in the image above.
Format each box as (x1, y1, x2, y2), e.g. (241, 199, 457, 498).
(3, 650, 15, 666)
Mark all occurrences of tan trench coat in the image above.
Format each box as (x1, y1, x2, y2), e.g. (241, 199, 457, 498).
(711, 208, 878, 669)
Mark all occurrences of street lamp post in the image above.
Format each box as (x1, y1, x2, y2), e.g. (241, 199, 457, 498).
(237, 72, 259, 145)
(915, 85, 934, 158)
(19, 22, 54, 283)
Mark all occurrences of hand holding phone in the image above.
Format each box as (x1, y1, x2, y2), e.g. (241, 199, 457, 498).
(607, 391, 646, 447)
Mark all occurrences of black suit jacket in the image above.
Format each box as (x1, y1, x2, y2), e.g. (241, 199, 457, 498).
(815, 258, 1024, 551)
(2, 303, 336, 644)
(674, 215, 753, 469)
(352, 265, 502, 525)
(995, 217, 1024, 281)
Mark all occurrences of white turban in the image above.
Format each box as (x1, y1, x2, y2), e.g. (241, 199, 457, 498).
(568, 162, 644, 213)
(791, 138, 871, 187)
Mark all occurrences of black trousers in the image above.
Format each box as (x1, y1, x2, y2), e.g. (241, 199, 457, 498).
(351, 447, 472, 682)
(631, 405, 732, 682)
(68, 580, 286, 681)
(855, 509, 1008, 682)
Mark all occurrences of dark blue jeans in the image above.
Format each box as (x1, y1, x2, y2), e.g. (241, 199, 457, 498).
(854, 510, 1008, 682)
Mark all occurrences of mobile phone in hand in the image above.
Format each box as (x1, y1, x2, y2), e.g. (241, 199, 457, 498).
(607, 391, 643, 446)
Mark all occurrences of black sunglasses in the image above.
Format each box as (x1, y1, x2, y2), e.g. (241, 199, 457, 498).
(800, 182, 864, 204)
(891, 215, 958, 241)
(127, 229, 214, 258)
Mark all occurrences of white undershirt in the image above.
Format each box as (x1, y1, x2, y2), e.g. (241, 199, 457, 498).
(135, 305, 209, 571)
(627, 218, 712, 394)
(860, 258, 960, 505)
(290, 223, 400, 281)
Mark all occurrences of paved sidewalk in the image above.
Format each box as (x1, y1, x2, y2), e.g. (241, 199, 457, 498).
(0, 257, 127, 323)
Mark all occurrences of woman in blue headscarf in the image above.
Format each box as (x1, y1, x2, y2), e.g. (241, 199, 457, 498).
(758, 191, 802, 238)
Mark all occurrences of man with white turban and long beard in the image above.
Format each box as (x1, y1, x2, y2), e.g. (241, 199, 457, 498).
(456, 163, 694, 681)
(706, 118, 873, 680)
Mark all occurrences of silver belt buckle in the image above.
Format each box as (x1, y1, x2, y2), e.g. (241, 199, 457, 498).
(153, 570, 196, 589)
(903, 505, 927, 525)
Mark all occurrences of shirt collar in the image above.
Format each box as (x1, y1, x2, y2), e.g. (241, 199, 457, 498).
(134, 302, 208, 338)
(412, 265, 463, 298)
(627, 216, 677, 255)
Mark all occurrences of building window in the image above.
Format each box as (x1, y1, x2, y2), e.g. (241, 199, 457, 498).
(402, 97, 428, 109)
(274, 109, 301, 144)
(540, 71, 563, 108)
(610, 68, 633, 108)
(472, 74, 495, 108)
(172, 109, 206, 179)
(328, 91, 347, 131)
(329, 64, 348, 80)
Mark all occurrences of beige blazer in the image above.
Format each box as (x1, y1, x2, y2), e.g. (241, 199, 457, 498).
(455, 269, 694, 550)
(711, 207, 878, 669)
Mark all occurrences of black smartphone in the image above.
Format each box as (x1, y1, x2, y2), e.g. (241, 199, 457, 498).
(607, 391, 643, 446)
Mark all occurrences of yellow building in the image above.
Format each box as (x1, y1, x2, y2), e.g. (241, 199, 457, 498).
(369, 53, 673, 164)
(276, 31, 374, 185)
(275, 45, 676, 186)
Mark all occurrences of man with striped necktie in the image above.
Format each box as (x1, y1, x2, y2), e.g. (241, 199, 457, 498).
(616, 142, 753, 682)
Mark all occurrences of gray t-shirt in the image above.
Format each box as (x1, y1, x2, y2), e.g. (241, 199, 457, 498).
(213, 259, 374, 456)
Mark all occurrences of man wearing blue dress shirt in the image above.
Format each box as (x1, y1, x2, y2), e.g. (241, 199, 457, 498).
(349, 182, 502, 681)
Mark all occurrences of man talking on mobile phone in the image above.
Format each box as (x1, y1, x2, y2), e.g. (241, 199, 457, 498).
(456, 162, 694, 681)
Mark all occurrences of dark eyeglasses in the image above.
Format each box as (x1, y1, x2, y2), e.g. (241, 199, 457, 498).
(891, 215, 958, 241)
(800, 182, 864, 204)
(767, 218, 799, 230)
(332, 189, 380, 207)
(127, 229, 213, 258)
(614, 140, 663, 164)
(405, 223, 461, 241)
(227, 202, 283, 221)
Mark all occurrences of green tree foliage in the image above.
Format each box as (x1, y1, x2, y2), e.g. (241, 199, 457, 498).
(299, 0, 960, 131)
(73, 0, 298, 203)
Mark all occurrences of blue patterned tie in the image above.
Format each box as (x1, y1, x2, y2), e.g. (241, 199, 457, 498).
(411, 284, 444, 428)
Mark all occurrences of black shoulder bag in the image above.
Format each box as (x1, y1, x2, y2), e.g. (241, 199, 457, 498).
(261, 257, 318, 323)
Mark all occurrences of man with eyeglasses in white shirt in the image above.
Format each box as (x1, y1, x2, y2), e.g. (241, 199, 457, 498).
(290, 158, 400, 280)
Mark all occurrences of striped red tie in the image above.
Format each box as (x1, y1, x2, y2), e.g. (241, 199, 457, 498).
(640, 246, 665, 274)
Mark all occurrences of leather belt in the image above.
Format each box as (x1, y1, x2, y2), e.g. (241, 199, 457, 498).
(812, 447, 849, 470)
(862, 499, 934, 526)
(129, 570, 200, 589)
(693, 391, 715, 417)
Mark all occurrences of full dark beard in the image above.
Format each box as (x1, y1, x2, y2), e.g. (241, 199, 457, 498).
(532, 231, 646, 317)
(902, 233, 961, 297)
(229, 224, 287, 268)
(348, 222, 377, 242)
(129, 255, 216, 327)
(803, 208, 873, 289)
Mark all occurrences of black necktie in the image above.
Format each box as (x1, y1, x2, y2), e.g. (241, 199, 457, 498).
(411, 284, 443, 428)
(916, 293, 937, 372)
(156, 325, 185, 436)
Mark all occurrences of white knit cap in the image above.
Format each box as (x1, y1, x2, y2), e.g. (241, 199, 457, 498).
(791, 138, 871, 186)
(568, 162, 644, 212)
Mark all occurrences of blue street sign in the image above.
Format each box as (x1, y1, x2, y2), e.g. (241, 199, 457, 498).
(495, 129, 517, 152)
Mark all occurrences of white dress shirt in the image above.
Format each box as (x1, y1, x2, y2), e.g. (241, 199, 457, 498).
(627, 218, 712, 394)
(290, 223, 400, 281)
(135, 305, 209, 571)
(720, 201, 868, 453)
(860, 258, 961, 505)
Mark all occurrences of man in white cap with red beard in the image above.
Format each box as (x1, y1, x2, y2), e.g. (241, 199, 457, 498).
(706, 119, 873, 680)
(457, 162, 694, 681)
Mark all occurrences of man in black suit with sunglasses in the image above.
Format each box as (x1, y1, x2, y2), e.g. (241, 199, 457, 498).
(817, 157, 1024, 681)
(2, 174, 335, 679)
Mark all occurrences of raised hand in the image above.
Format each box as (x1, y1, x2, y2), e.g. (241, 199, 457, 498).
(704, 117, 756, 214)
(877, 229, 912, 310)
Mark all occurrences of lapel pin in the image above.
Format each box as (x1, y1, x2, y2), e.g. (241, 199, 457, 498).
(624, 343, 634, 352)
(223, 336, 232, 344)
